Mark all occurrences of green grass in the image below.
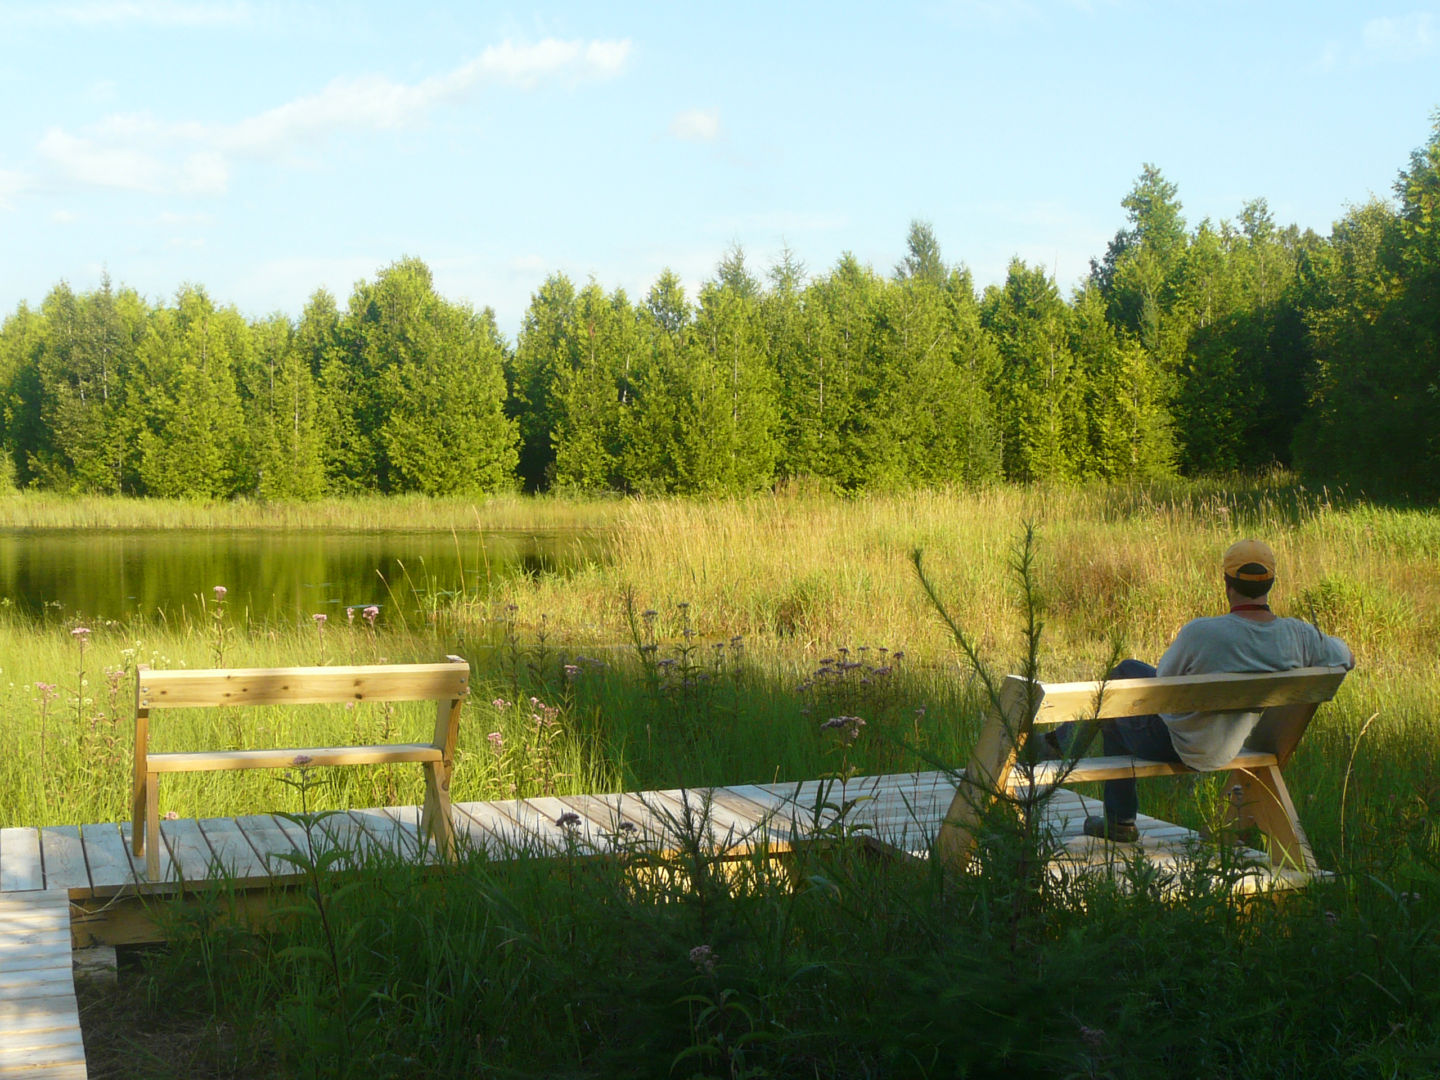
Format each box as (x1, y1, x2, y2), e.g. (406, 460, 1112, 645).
(20, 479, 1440, 1076)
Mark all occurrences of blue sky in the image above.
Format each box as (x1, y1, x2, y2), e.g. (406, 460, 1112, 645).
(1, 1, 1437, 339)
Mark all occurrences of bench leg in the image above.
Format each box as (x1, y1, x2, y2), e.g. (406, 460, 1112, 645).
(421, 761, 456, 861)
(936, 678, 1037, 869)
(131, 774, 147, 858)
(1224, 764, 1316, 873)
(145, 773, 161, 881)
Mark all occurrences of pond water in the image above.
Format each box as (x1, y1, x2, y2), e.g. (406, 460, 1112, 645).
(0, 528, 601, 624)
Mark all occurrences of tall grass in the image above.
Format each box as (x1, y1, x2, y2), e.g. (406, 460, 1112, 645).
(4, 478, 1438, 876)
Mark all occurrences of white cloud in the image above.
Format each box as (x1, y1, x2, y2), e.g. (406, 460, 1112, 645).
(474, 37, 633, 88)
(670, 108, 721, 142)
(178, 151, 228, 194)
(1362, 13, 1436, 62)
(36, 37, 632, 195)
(38, 128, 166, 190)
(52, 209, 79, 223)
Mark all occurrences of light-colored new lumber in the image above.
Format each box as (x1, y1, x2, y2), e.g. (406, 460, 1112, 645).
(137, 661, 469, 709)
(1028, 666, 1348, 725)
(1018, 749, 1280, 786)
(148, 743, 444, 773)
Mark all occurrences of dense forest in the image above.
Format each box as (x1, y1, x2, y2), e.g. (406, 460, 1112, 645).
(2, 119, 1436, 501)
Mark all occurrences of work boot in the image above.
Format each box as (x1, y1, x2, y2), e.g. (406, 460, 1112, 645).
(1083, 816, 1139, 843)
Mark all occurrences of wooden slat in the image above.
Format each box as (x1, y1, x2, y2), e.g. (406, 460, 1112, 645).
(347, 808, 418, 858)
(118, 822, 171, 886)
(38, 828, 89, 894)
(79, 823, 139, 896)
(1029, 666, 1348, 725)
(159, 817, 216, 884)
(451, 801, 526, 856)
(0, 1024, 86, 1071)
(196, 818, 271, 881)
(138, 660, 469, 709)
(148, 743, 443, 773)
(642, 789, 771, 852)
(229, 814, 304, 880)
(1015, 749, 1280, 787)
(0, 993, 83, 1037)
(1, 828, 44, 893)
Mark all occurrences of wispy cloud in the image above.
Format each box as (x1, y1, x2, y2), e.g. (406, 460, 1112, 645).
(4, 1, 254, 28)
(669, 108, 721, 142)
(1317, 13, 1436, 70)
(36, 37, 633, 195)
(1362, 13, 1436, 62)
(51, 209, 79, 223)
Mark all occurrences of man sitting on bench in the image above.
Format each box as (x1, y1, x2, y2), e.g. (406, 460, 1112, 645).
(1045, 539, 1355, 842)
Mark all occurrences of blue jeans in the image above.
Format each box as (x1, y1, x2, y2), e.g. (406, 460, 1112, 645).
(1051, 658, 1181, 824)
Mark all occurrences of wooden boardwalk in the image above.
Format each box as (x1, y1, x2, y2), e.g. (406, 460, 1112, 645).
(0, 889, 87, 1079)
(0, 771, 1311, 1075)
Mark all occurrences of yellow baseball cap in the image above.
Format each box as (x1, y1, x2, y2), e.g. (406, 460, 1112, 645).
(1223, 539, 1276, 583)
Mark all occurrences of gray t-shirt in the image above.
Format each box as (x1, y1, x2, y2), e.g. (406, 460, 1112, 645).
(1155, 615, 1354, 770)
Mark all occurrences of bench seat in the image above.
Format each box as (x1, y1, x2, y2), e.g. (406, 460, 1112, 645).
(1021, 749, 1280, 786)
(148, 743, 446, 773)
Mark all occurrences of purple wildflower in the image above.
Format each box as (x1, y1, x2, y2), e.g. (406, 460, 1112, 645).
(556, 811, 583, 829)
(689, 944, 717, 975)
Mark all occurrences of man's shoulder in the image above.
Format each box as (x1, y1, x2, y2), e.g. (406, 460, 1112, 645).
(1175, 614, 1233, 637)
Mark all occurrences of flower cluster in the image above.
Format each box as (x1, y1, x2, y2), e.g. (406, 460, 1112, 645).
(819, 715, 867, 746)
(688, 944, 717, 975)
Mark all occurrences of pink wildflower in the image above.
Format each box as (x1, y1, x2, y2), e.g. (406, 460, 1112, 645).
(313, 613, 327, 625)
(689, 944, 717, 975)
(213, 586, 227, 601)
(362, 605, 379, 625)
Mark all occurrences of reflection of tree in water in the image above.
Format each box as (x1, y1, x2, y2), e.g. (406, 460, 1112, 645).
(0, 529, 598, 624)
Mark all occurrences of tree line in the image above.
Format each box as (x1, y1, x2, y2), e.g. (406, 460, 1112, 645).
(2, 118, 1436, 500)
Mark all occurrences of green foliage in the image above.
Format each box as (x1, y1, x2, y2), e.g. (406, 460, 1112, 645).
(4, 119, 1440, 498)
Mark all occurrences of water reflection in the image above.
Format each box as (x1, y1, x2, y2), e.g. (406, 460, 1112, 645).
(0, 529, 600, 624)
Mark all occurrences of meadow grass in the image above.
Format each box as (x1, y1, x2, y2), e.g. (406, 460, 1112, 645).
(4, 477, 1437, 869)
(32, 479, 1440, 1077)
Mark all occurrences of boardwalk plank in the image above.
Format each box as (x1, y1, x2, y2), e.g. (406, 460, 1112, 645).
(0, 966, 74, 1001)
(0, 1024, 86, 1070)
(38, 828, 89, 894)
(452, 801, 529, 856)
(79, 823, 138, 896)
(159, 817, 215, 885)
(231, 814, 305, 881)
(196, 817, 271, 881)
(1, 828, 44, 893)
(0, 993, 82, 1036)
(347, 808, 419, 859)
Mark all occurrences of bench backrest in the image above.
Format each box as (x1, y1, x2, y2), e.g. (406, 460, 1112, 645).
(137, 659, 471, 711)
(1020, 666, 1348, 726)
(1011, 665, 1348, 766)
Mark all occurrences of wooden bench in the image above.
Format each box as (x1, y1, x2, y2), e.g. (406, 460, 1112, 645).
(936, 666, 1350, 873)
(132, 657, 470, 880)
